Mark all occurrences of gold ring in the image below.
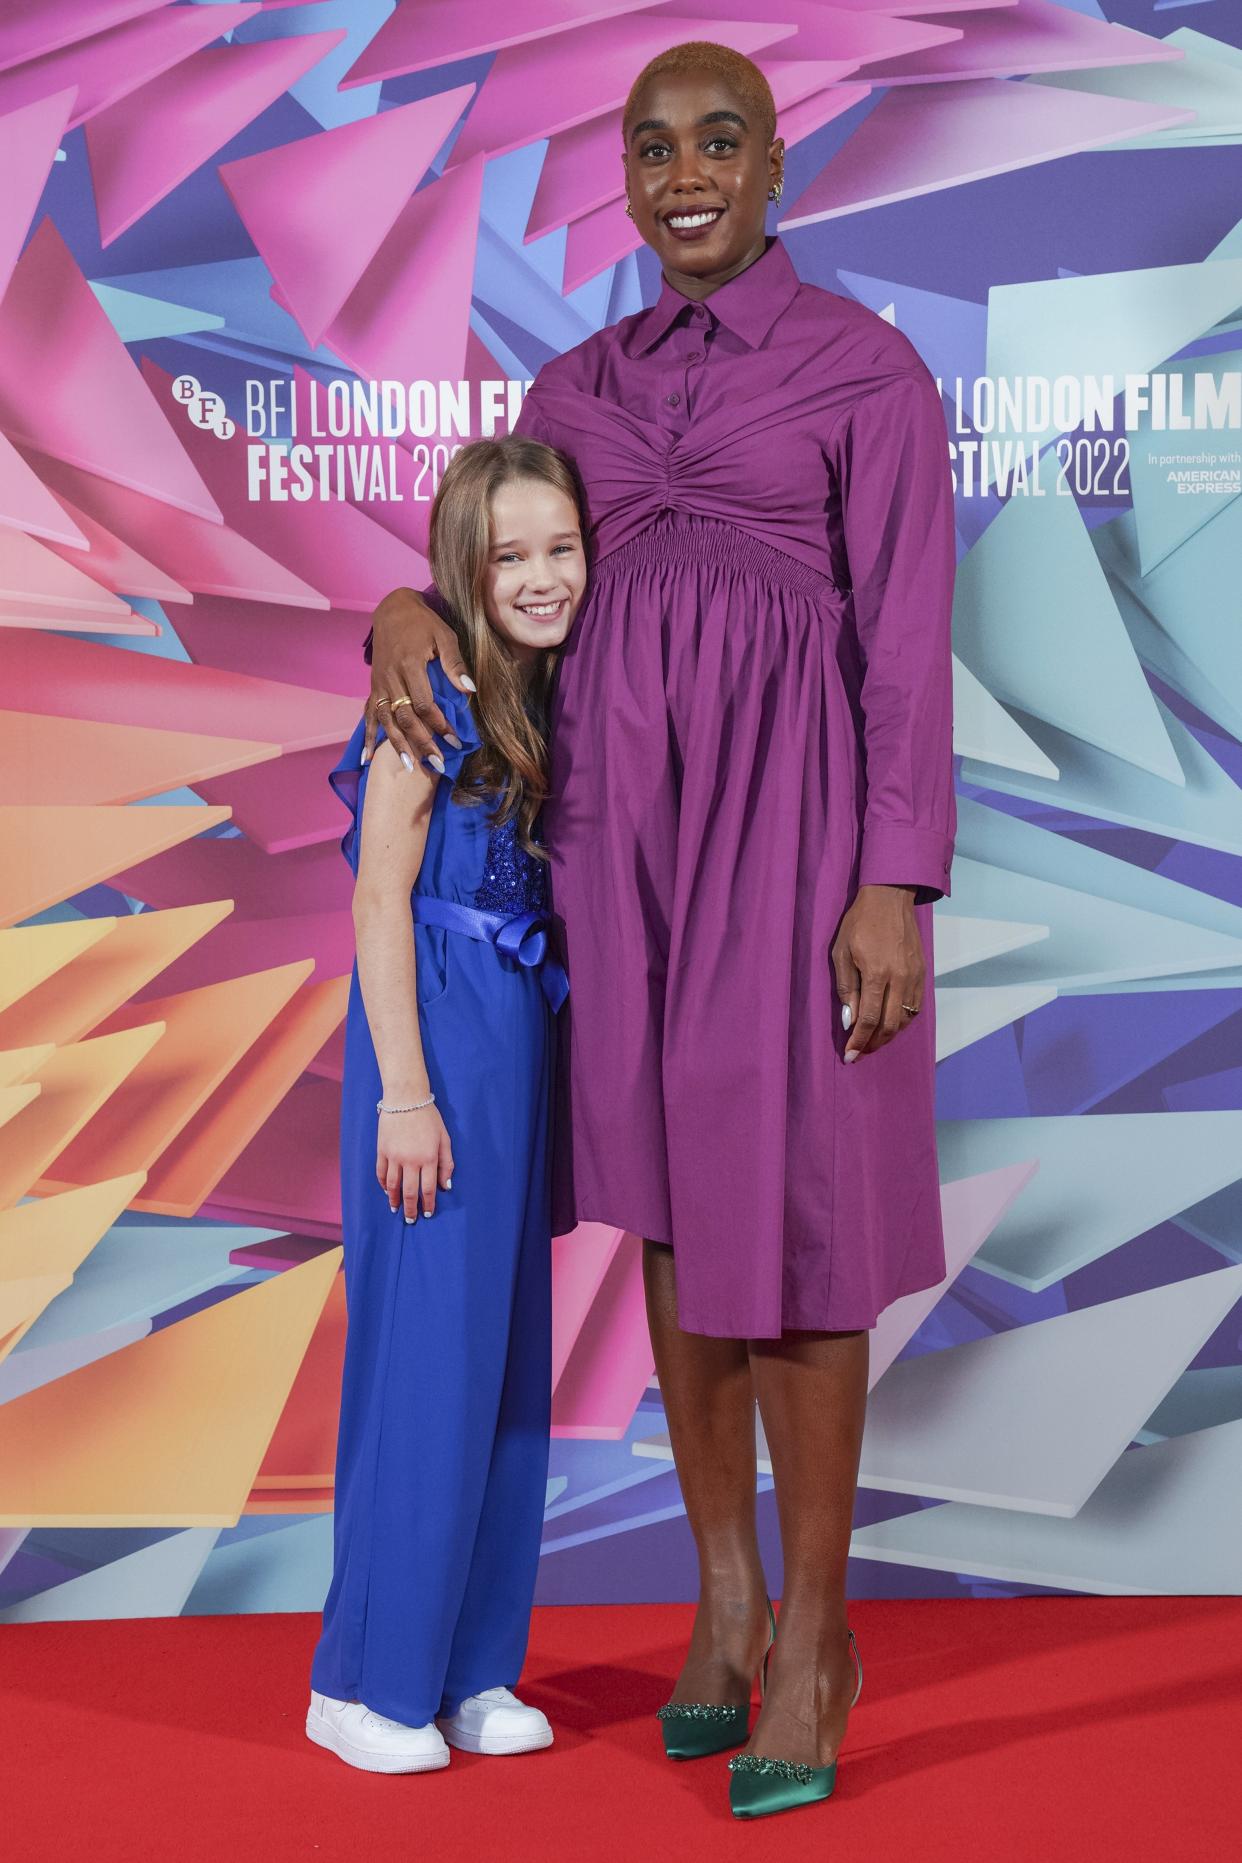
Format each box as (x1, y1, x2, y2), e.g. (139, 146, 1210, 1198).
(901, 1002, 920, 1017)
(390, 695, 414, 712)
(375, 697, 391, 709)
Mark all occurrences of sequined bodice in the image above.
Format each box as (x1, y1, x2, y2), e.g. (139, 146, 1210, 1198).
(473, 814, 548, 914)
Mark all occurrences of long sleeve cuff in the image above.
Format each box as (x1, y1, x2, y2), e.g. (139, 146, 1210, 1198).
(857, 820, 953, 904)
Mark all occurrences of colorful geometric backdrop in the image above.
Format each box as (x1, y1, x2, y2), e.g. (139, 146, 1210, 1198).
(1, 0, 1241, 1622)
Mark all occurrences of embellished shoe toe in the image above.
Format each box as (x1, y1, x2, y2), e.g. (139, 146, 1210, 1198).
(658, 1699, 750, 1760)
(728, 1752, 838, 1817)
(657, 1597, 777, 1760)
(727, 1627, 863, 1819)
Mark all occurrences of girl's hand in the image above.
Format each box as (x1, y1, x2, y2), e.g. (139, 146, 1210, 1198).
(832, 884, 925, 1061)
(377, 1105, 455, 1222)
(365, 588, 474, 770)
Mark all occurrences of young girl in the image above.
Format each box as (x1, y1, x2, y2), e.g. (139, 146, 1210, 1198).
(307, 437, 587, 1774)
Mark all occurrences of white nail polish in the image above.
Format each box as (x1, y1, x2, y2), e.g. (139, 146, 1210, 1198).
(404, 1215, 415, 1225)
(460, 675, 477, 693)
(400, 752, 414, 772)
(428, 753, 446, 775)
(841, 1004, 853, 1031)
(423, 1210, 433, 1220)
(444, 733, 463, 750)
(445, 1179, 452, 1190)
(844, 1050, 859, 1064)
(361, 747, 371, 765)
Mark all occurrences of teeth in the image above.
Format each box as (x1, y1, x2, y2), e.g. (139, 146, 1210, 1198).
(520, 602, 561, 616)
(667, 210, 722, 229)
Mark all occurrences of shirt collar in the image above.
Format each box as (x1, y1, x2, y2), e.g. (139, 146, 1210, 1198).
(628, 237, 799, 357)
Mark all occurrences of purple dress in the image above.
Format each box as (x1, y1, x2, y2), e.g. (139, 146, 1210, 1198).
(515, 237, 956, 1340)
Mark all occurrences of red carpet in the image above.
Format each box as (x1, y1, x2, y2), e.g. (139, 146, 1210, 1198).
(4, 1598, 1240, 1862)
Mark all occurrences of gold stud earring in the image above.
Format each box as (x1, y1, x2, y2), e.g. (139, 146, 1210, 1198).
(769, 179, 783, 205)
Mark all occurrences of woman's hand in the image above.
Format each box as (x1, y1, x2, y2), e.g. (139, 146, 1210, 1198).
(365, 586, 475, 771)
(832, 884, 926, 1061)
(377, 1105, 455, 1222)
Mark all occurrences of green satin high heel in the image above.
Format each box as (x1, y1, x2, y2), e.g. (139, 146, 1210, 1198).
(657, 1597, 777, 1760)
(728, 1627, 863, 1819)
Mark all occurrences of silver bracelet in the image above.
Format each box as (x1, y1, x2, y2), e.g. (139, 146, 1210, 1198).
(376, 1093, 436, 1114)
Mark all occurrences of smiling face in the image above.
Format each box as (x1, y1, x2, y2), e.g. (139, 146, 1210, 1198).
(482, 477, 587, 665)
(623, 68, 783, 294)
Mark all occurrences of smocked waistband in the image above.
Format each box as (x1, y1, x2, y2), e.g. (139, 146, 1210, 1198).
(593, 513, 837, 597)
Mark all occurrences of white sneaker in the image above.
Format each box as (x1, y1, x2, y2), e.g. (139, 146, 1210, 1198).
(306, 1691, 450, 1774)
(437, 1686, 554, 1755)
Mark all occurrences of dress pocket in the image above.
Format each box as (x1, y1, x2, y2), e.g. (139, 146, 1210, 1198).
(412, 923, 452, 1011)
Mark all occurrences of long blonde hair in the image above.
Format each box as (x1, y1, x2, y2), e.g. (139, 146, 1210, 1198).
(429, 436, 587, 856)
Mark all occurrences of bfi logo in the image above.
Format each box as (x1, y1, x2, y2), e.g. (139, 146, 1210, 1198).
(171, 373, 235, 440)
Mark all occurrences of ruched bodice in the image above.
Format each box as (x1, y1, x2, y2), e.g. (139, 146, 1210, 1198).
(524, 380, 851, 581)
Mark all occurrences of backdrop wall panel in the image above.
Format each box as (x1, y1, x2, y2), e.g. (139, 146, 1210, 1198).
(1, 0, 1240, 1620)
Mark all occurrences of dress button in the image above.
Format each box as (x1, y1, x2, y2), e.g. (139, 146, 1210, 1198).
(692, 305, 708, 321)
(686, 352, 701, 363)
(666, 391, 681, 407)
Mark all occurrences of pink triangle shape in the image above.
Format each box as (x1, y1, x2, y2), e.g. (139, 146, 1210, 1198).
(551, 1231, 652, 1439)
(342, 0, 657, 88)
(549, 1224, 623, 1388)
(325, 156, 484, 387)
(0, 430, 87, 550)
(114, 837, 352, 919)
(197, 744, 346, 856)
(29, 451, 329, 610)
(780, 78, 1200, 227)
(0, 601, 155, 638)
(0, 524, 130, 615)
(775, 78, 873, 152)
(0, 4, 259, 130)
(171, 595, 369, 699)
(205, 1075, 342, 1234)
(467, 323, 507, 381)
(562, 195, 641, 294)
(830, 0, 1015, 11)
(139, 910, 355, 1002)
(0, 0, 166, 75)
(0, 88, 77, 302)
(219, 86, 476, 350)
(85, 28, 347, 247)
(660, 0, 958, 65)
(37, 485, 191, 605)
(851, 0, 1178, 86)
(3, 630, 361, 756)
(0, 219, 222, 522)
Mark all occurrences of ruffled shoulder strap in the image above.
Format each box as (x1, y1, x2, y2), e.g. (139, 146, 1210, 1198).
(427, 658, 482, 773)
(328, 660, 482, 873)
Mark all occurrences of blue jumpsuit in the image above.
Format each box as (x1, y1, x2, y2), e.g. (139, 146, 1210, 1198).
(311, 665, 557, 1727)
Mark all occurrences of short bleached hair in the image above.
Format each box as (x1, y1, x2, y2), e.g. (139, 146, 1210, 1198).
(622, 42, 778, 147)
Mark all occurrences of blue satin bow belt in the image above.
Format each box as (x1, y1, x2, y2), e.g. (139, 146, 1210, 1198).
(411, 894, 569, 1011)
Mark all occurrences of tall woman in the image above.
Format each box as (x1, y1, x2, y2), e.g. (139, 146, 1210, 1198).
(367, 42, 956, 1819)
